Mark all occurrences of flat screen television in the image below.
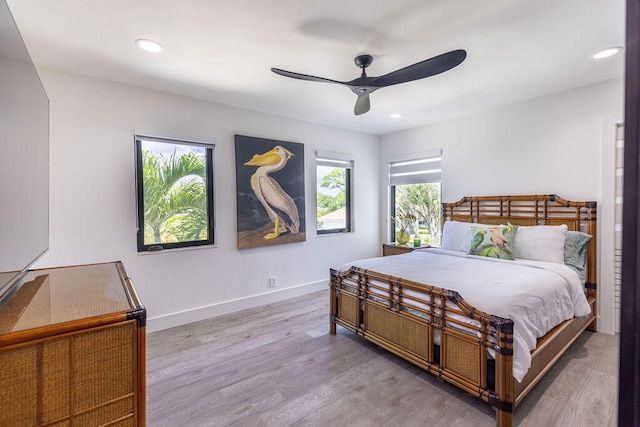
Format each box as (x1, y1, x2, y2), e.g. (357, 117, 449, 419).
(0, 0, 49, 300)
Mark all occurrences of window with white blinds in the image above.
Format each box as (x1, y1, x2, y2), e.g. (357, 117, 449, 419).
(388, 150, 442, 185)
(388, 150, 443, 246)
(316, 151, 353, 234)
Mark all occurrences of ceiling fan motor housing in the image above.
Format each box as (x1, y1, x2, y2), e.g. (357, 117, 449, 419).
(354, 54, 374, 69)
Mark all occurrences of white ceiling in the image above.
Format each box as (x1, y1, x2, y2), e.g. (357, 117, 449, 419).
(7, 0, 625, 136)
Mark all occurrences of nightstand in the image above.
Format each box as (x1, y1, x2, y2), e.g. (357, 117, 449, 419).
(382, 243, 431, 256)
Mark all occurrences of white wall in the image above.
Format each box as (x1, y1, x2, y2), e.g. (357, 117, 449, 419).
(35, 69, 381, 332)
(380, 78, 624, 334)
(32, 67, 623, 334)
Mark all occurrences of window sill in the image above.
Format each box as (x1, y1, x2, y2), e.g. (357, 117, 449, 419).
(316, 231, 353, 238)
(136, 244, 216, 255)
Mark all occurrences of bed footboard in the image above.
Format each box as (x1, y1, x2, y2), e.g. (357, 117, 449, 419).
(329, 266, 515, 425)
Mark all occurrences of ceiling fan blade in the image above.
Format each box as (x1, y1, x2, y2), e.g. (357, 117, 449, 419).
(354, 93, 370, 115)
(271, 68, 346, 85)
(371, 49, 467, 87)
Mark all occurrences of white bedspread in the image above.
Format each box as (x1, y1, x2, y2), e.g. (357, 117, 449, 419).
(340, 248, 592, 382)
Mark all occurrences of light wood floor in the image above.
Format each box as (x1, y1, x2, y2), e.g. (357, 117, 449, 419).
(146, 290, 618, 426)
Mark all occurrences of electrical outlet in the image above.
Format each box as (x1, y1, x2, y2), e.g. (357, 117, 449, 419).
(269, 276, 277, 288)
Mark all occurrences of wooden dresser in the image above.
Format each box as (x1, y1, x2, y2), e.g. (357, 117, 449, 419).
(0, 262, 146, 426)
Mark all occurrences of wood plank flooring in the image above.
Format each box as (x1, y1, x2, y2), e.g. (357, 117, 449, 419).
(146, 290, 619, 426)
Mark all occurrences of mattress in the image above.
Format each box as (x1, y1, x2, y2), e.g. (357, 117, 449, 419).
(339, 248, 592, 382)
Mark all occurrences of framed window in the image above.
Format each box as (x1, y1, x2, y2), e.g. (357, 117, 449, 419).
(316, 151, 353, 234)
(135, 135, 214, 252)
(389, 150, 442, 246)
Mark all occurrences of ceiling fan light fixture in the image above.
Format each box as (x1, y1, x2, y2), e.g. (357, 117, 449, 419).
(590, 46, 623, 60)
(136, 39, 164, 53)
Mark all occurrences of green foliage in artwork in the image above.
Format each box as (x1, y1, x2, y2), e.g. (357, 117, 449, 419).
(476, 244, 501, 258)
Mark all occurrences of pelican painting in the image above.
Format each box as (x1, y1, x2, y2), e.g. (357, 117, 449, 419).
(244, 146, 300, 240)
(235, 135, 306, 249)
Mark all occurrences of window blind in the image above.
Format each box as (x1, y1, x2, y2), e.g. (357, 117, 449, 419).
(316, 150, 354, 169)
(389, 150, 441, 185)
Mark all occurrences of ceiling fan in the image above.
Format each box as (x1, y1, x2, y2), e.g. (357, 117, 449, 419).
(271, 49, 467, 116)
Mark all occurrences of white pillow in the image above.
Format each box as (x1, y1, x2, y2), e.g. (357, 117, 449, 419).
(441, 221, 491, 252)
(513, 224, 568, 263)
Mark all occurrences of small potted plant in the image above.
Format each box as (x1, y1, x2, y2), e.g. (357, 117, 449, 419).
(390, 212, 416, 245)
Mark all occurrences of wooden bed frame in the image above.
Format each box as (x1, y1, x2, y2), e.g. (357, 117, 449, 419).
(329, 195, 597, 426)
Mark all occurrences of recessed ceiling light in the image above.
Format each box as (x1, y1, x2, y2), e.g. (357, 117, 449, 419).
(136, 39, 164, 53)
(590, 46, 623, 60)
(390, 113, 402, 119)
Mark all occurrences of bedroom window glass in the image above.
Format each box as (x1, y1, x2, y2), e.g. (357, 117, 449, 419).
(135, 135, 215, 252)
(389, 150, 442, 246)
(316, 151, 353, 234)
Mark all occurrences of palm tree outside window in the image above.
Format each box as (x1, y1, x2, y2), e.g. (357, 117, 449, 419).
(135, 135, 215, 251)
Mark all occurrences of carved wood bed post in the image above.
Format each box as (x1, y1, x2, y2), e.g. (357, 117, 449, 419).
(329, 269, 337, 335)
(584, 201, 598, 332)
(491, 317, 515, 427)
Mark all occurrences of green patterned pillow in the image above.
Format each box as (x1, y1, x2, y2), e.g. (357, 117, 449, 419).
(468, 223, 518, 260)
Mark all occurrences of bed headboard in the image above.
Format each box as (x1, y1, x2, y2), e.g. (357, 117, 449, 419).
(441, 194, 597, 300)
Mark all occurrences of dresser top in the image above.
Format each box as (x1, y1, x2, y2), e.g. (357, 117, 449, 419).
(0, 262, 138, 335)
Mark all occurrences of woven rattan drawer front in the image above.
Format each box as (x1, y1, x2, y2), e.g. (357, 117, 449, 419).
(74, 396, 134, 426)
(0, 321, 138, 427)
(42, 339, 71, 424)
(73, 322, 135, 412)
(0, 345, 38, 425)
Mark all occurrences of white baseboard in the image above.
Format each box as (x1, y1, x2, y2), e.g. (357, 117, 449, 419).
(146, 279, 328, 333)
